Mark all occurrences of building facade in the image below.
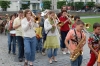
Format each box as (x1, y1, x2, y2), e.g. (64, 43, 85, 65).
(0, 0, 42, 11)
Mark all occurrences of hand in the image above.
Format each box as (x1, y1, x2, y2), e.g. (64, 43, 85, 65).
(52, 24, 56, 27)
(95, 52, 98, 57)
(70, 50, 74, 55)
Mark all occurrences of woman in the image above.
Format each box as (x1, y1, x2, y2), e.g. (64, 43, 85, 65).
(8, 14, 16, 55)
(21, 9, 39, 66)
(44, 11, 60, 64)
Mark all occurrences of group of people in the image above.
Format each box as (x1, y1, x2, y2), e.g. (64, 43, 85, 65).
(4, 5, 100, 66)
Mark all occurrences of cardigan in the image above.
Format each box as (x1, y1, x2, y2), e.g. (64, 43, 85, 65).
(21, 17, 39, 38)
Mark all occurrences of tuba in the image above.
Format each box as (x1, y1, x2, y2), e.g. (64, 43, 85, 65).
(70, 36, 86, 61)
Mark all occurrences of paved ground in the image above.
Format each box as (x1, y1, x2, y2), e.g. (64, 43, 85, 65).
(0, 32, 97, 66)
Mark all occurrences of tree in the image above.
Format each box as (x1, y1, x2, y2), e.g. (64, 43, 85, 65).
(21, 1, 30, 10)
(43, 1, 51, 9)
(86, 2, 95, 8)
(0, 1, 11, 11)
(67, 2, 84, 10)
(57, 1, 66, 9)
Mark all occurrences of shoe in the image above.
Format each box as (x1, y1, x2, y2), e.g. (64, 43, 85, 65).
(8, 51, 10, 54)
(62, 51, 66, 54)
(49, 59, 52, 64)
(53, 59, 57, 62)
(66, 51, 70, 54)
(30, 65, 33, 66)
(42, 52, 46, 56)
(13, 53, 16, 55)
(24, 62, 28, 66)
(19, 58, 23, 62)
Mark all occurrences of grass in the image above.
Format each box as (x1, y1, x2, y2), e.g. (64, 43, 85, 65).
(81, 18, 100, 32)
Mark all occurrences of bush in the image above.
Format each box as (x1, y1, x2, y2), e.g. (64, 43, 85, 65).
(43, 1, 51, 9)
(57, 1, 66, 9)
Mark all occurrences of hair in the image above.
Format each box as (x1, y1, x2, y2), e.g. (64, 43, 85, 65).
(49, 10, 55, 15)
(10, 14, 16, 20)
(74, 16, 80, 20)
(61, 10, 67, 13)
(24, 9, 32, 17)
(61, 5, 67, 10)
(76, 20, 84, 25)
(18, 10, 23, 13)
(13, 13, 18, 17)
(93, 22, 100, 29)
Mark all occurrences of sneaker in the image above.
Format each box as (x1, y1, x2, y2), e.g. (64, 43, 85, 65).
(13, 53, 16, 55)
(8, 51, 10, 54)
(62, 51, 66, 55)
(49, 59, 52, 64)
(66, 51, 70, 54)
(19, 58, 23, 62)
(42, 52, 46, 56)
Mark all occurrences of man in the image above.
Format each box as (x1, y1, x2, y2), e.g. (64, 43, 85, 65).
(13, 10, 24, 62)
(57, 5, 67, 18)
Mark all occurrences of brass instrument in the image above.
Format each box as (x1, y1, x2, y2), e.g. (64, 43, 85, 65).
(57, 14, 74, 27)
(85, 23, 91, 29)
(70, 36, 86, 61)
(32, 12, 40, 23)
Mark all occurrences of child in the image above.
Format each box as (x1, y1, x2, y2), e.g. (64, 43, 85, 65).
(35, 25, 43, 53)
(87, 22, 100, 66)
(72, 16, 80, 29)
(65, 20, 86, 66)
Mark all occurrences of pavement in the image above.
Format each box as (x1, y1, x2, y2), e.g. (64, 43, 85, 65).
(0, 31, 97, 66)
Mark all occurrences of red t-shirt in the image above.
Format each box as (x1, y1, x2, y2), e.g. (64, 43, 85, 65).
(59, 16, 71, 31)
(72, 22, 76, 29)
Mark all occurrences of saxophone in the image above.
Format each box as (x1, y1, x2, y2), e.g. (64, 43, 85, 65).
(70, 36, 86, 61)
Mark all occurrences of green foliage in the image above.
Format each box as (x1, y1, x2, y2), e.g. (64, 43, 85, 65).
(75, 2, 84, 10)
(43, 1, 51, 9)
(0, 1, 11, 11)
(86, 2, 95, 8)
(67, 2, 84, 10)
(57, 1, 66, 9)
(21, 1, 30, 9)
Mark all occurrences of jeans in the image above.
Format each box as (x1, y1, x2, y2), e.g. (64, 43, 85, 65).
(16, 36, 24, 59)
(24, 36, 37, 62)
(60, 30, 69, 48)
(47, 48, 58, 58)
(36, 38, 42, 52)
(8, 34, 16, 54)
(71, 55, 83, 66)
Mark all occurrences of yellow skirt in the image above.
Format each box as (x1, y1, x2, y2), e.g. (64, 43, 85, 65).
(44, 36, 60, 49)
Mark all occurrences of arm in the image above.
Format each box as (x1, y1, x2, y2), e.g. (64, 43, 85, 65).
(65, 30, 73, 54)
(13, 19, 21, 29)
(21, 19, 30, 31)
(88, 36, 98, 56)
(44, 19, 52, 31)
(88, 44, 98, 56)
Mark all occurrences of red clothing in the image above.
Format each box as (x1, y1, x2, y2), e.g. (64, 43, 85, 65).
(87, 52, 97, 66)
(59, 16, 71, 31)
(72, 22, 76, 29)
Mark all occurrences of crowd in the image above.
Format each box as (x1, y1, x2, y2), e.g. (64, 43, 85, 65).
(0, 5, 100, 66)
